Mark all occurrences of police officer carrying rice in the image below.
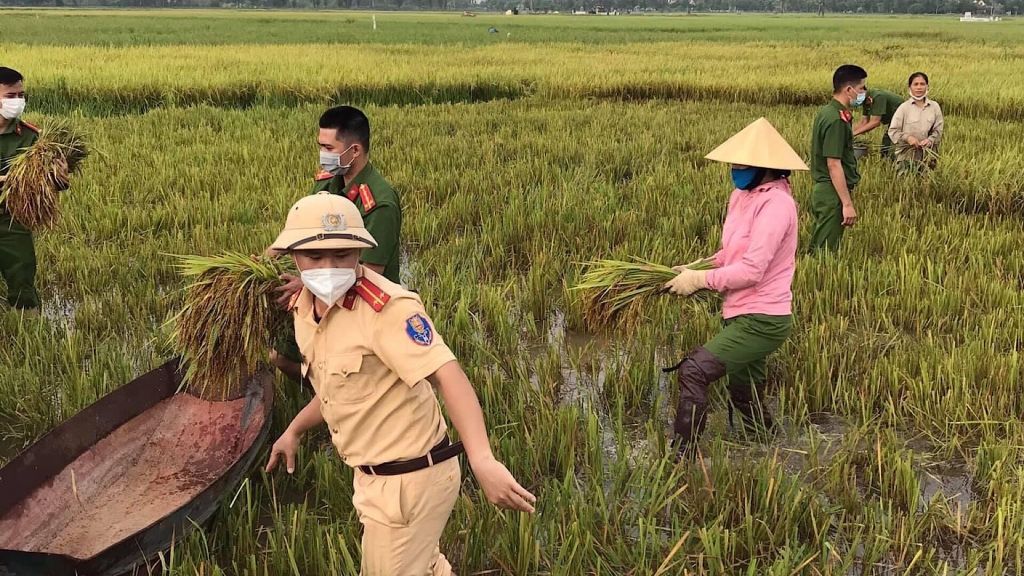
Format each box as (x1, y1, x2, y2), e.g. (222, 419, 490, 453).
(268, 105, 402, 386)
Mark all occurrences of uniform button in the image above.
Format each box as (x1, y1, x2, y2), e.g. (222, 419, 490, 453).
(318, 362, 324, 370)
(322, 396, 328, 404)
(333, 429, 340, 435)
(316, 328, 323, 334)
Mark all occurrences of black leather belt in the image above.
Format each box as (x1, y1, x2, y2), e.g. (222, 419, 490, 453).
(359, 436, 464, 476)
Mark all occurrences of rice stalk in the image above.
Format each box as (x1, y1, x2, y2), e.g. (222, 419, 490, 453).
(573, 257, 716, 331)
(165, 252, 293, 401)
(0, 119, 89, 231)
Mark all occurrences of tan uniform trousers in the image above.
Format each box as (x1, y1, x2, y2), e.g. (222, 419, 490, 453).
(352, 457, 461, 576)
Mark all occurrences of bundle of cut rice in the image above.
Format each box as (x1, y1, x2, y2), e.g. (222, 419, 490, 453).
(166, 252, 294, 400)
(0, 120, 88, 231)
(573, 257, 716, 330)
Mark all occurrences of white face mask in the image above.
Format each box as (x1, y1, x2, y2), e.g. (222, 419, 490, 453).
(319, 144, 355, 177)
(911, 90, 929, 102)
(0, 98, 26, 120)
(300, 268, 357, 308)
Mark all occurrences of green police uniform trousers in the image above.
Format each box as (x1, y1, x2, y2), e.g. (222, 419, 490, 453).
(0, 213, 40, 310)
(880, 133, 894, 160)
(809, 182, 850, 254)
(671, 314, 792, 446)
(704, 314, 792, 387)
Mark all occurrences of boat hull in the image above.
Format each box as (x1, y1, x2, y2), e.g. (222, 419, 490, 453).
(0, 359, 274, 576)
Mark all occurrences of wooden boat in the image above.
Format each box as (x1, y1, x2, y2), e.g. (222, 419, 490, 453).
(0, 359, 274, 576)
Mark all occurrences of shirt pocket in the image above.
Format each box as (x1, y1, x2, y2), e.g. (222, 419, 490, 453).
(905, 110, 930, 134)
(324, 353, 374, 404)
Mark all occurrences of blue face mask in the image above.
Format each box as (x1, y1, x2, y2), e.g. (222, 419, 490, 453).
(731, 167, 760, 190)
(852, 90, 867, 107)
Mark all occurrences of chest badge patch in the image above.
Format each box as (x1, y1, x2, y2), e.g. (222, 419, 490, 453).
(406, 314, 434, 346)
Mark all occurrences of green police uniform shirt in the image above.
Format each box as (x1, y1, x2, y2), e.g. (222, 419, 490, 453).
(311, 163, 402, 284)
(811, 100, 860, 190)
(0, 119, 39, 213)
(864, 88, 904, 126)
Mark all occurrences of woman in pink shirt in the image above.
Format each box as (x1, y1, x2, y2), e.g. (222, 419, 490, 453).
(663, 118, 806, 458)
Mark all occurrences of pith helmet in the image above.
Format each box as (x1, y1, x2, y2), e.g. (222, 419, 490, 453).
(271, 192, 377, 252)
(705, 118, 809, 171)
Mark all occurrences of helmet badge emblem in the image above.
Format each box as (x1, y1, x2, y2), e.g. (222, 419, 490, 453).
(322, 213, 347, 232)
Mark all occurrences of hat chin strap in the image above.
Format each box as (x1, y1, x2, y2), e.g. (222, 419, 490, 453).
(287, 233, 377, 250)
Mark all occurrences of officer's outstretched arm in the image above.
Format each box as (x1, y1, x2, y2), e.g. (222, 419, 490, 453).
(429, 362, 537, 514)
(266, 396, 325, 475)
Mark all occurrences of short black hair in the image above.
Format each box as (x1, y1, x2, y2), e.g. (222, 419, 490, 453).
(319, 106, 370, 151)
(0, 67, 24, 87)
(832, 65, 867, 94)
(908, 72, 929, 86)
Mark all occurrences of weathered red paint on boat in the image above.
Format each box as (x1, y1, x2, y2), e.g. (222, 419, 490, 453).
(0, 360, 274, 576)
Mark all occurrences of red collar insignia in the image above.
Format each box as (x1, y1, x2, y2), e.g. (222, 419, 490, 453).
(341, 278, 390, 312)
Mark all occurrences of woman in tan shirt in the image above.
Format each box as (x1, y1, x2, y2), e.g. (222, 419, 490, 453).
(888, 72, 945, 170)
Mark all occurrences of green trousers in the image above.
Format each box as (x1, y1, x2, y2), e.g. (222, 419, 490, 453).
(880, 133, 894, 160)
(704, 314, 792, 387)
(808, 182, 848, 254)
(0, 213, 40, 310)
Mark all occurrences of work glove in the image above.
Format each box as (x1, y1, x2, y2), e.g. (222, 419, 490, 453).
(671, 257, 712, 273)
(664, 269, 709, 297)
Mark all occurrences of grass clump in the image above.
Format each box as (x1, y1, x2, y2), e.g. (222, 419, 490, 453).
(0, 120, 88, 231)
(165, 252, 292, 401)
(573, 257, 715, 331)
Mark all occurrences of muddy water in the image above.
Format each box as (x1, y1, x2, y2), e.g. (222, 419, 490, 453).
(41, 292, 78, 329)
(536, 310, 652, 468)
(532, 310, 982, 551)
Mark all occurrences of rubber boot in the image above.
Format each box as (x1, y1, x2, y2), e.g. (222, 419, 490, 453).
(727, 382, 776, 437)
(664, 347, 727, 459)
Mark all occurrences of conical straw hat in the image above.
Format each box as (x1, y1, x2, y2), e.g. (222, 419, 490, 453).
(705, 118, 809, 171)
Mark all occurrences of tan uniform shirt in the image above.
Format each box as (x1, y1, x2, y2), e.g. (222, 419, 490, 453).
(294, 267, 455, 468)
(888, 99, 944, 163)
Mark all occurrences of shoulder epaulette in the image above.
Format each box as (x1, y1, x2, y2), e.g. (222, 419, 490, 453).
(358, 184, 376, 211)
(839, 110, 852, 123)
(20, 121, 39, 134)
(341, 277, 390, 312)
(314, 170, 334, 182)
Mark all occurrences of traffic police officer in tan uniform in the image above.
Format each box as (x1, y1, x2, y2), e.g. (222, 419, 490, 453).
(268, 106, 402, 386)
(265, 193, 536, 575)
